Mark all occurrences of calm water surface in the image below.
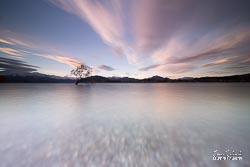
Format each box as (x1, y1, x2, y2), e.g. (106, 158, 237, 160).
(0, 83, 250, 167)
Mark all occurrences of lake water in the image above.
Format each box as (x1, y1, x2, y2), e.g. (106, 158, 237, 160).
(0, 83, 250, 167)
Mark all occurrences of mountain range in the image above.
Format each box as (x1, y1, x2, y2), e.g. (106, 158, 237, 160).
(0, 72, 250, 83)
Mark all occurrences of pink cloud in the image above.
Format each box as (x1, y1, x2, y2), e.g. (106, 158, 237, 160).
(53, 0, 124, 42)
(156, 63, 196, 74)
(37, 54, 83, 67)
(98, 64, 115, 71)
(0, 30, 88, 68)
(51, 0, 126, 54)
(50, 0, 142, 64)
(152, 27, 250, 66)
(0, 47, 23, 57)
(203, 56, 240, 67)
(0, 38, 15, 45)
(7, 37, 31, 47)
(138, 64, 161, 71)
(133, 0, 191, 53)
(240, 58, 250, 65)
(50, 0, 250, 70)
(3, 0, 249, 77)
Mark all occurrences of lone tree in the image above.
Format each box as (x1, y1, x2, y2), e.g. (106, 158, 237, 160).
(71, 64, 92, 85)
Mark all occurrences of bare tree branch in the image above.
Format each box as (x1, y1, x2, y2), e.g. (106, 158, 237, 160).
(71, 64, 92, 85)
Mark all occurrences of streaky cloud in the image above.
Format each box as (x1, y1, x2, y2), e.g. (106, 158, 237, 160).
(0, 47, 24, 57)
(0, 31, 87, 68)
(203, 56, 240, 67)
(138, 64, 161, 71)
(133, 0, 250, 53)
(50, 0, 250, 72)
(2, 0, 249, 77)
(36, 54, 84, 68)
(0, 57, 38, 73)
(0, 38, 15, 45)
(50, 0, 128, 57)
(98, 64, 115, 71)
(153, 27, 250, 66)
(156, 64, 196, 74)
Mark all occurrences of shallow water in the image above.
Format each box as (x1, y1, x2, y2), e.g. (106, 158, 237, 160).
(0, 83, 249, 167)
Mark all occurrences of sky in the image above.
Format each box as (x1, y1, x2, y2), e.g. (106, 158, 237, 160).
(0, 0, 250, 79)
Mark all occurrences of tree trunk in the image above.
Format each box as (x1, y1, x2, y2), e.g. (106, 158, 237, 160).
(75, 79, 79, 85)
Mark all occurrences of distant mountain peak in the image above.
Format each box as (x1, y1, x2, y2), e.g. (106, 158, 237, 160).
(179, 77, 194, 80)
(150, 75, 165, 79)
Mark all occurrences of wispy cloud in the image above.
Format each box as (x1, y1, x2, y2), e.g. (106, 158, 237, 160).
(2, 0, 250, 77)
(149, 26, 250, 77)
(0, 57, 38, 73)
(6, 37, 31, 47)
(157, 64, 196, 74)
(239, 51, 250, 64)
(112, 47, 123, 59)
(0, 30, 69, 56)
(0, 30, 33, 48)
(98, 64, 115, 71)
(133, 0, 191, 53)
(36, 54, 83, 67)
(139, 62, 195, 76)
(138, 64, 161, 71)
(50, 0, 129, 57)
(203, 56, 240, 67)
(0, 47, 23, 57)
(0, 41, 86, 70)
(50, 0, 250, 72)
(0, 30, 86, 68)
(52, 0, 124, 42)
(134, 0, 250, 77)
(203, 59, 230, 67)
(153, 27, 250, 64)
(0, 38, 15, 45)
(133, 0, 250, 52)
